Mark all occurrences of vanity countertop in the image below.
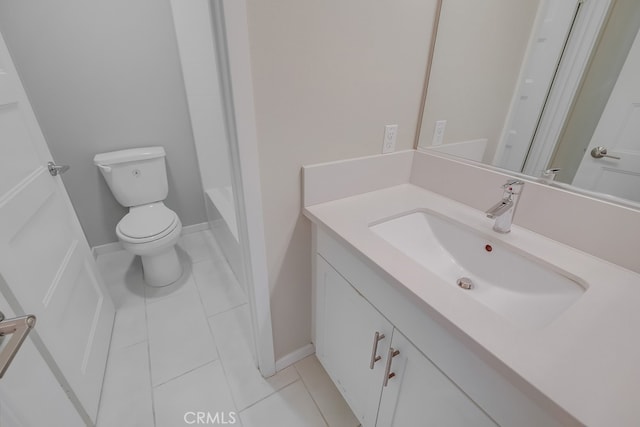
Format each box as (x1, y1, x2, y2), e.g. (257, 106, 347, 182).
(304, 183, 640, 427)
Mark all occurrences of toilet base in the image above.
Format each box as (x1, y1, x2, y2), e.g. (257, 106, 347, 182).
(141, 246, 183, 287)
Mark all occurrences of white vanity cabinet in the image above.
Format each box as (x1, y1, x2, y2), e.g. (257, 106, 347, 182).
(377, 330, 497, 427)
(313, 227, 568, 427)
(316, 255, 496, 427)
(315, 256, 392, 426)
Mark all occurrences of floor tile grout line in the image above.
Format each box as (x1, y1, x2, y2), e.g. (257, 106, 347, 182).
(204, 332, 243, 413)
(143, 286, 157, 427)
(206, 304, 297, 414)
(145, 229, 229, 392)
(183, 234, 246, 318)
(180, 231, 227, 266)
(94, 310, 118, 426)
(112, 336, 147, 352)
(202, 319, 244, 414)
(205, 301, 249, 320)
(189, 229, 248, 350)
(146, 293, 221, 389)
(151, 358, 221, 389)
(190, 252, 225, 360)
(194, 262, 244, 413)
(191, 258, 246, 302)
(293, 362, 330, 427)
(185, 231, 245, 414)
(237, 379, 305, 415)
(190, 252, 229, 267)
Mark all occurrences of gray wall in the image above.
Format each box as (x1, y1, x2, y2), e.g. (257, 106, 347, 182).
(0, 0, 206, 247)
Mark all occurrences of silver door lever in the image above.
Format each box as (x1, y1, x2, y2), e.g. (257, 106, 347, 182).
(48, 161, 70, 176)
(590, 146, 621, 160)
(0, 312, 36, 378)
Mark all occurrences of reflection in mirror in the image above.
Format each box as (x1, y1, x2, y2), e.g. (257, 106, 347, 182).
(418, 0, 640, 206)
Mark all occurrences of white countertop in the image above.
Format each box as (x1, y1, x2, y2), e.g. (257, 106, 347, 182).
(304, 183, 640, 427)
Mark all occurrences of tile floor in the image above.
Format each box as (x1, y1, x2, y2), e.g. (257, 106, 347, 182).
(95, 229, 359, 427)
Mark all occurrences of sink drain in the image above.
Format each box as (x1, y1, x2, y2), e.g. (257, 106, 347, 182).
(457, 277, 474, 290)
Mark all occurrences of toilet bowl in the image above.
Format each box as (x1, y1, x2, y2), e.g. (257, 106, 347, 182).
(117, 203, 183, 286)
(94, 147, 184, 287)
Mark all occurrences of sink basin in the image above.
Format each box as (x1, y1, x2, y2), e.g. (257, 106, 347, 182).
(370, 210, 586, 328)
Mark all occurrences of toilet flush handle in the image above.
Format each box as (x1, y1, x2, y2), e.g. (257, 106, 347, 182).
(47, 162, 70, 176)
(97, 164, 112, 173)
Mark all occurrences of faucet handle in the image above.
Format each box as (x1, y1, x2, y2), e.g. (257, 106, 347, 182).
(502, 179, 524, 188)
(501, 179, 524, 197)
(502, 179, 524, 194)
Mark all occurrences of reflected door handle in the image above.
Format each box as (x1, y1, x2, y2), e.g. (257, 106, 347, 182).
(0, 312, 36, 378)
(590, 146, 621, 160)
(48, 162, 70, 176)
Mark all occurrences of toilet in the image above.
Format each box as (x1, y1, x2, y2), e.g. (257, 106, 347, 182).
(94, 147, 183, 287)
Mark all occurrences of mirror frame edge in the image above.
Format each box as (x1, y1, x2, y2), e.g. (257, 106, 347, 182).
(414, 0, 443, 148)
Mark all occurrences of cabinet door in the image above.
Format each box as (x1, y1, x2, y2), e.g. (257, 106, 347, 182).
(315, 256, 392, 427)
(377, 331, 498, 427)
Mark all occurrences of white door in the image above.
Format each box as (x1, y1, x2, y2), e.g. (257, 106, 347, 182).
(497, 0, 579, 172)
(0, 31, 114, 423)
(315, 256, 391, 427)
(0, 292, 84, 426)
(376, 331, 497, 427)
(572, 27, 640, 202)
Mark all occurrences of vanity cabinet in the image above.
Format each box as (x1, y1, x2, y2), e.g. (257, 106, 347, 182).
(313, 227, 568, 427)
(315, 256, 392, 426)
(316, 256, 496, 427)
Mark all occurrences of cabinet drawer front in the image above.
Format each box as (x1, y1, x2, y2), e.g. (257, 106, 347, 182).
(316, 256, 392, 427)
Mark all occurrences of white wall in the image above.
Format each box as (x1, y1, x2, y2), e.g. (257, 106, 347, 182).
(246, 0, 440, 360)
(0, 0, 206, 247)
(418, 0, 540, 161)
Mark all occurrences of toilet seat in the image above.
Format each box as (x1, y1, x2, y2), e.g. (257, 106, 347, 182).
(117, 204, 179, 244)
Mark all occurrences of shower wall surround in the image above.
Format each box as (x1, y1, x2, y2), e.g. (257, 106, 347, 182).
(169, 0, 243, 281)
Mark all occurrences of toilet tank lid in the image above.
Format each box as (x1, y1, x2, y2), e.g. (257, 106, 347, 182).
(93, 146, 165, 166)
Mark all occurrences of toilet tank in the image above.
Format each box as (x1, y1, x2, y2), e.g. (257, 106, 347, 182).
(94, 147, 169, 207)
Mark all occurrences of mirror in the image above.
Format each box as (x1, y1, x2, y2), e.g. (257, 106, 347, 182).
(418, 0, 640, 207)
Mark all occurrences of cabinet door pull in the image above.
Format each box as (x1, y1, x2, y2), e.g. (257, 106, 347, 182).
(383, 347, 400, 386)
(369, 332, 385, 369)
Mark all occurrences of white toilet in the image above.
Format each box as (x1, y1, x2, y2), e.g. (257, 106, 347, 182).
(94, 146, 183, 287)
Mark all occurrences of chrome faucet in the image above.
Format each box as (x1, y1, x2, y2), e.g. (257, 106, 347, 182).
(541, 168, 560, 184)
(485, 179, 525, 233)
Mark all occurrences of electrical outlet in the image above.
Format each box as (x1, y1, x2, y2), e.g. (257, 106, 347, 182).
(432, 120, 447, 146)
(382, 124, 398, 154)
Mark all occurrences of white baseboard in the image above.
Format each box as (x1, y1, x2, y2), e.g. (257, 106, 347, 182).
(91, 222, 209, 258)
(274, 343, 315, 372)
(181, 222, 209, 235)
(91, 241, 123, 259)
